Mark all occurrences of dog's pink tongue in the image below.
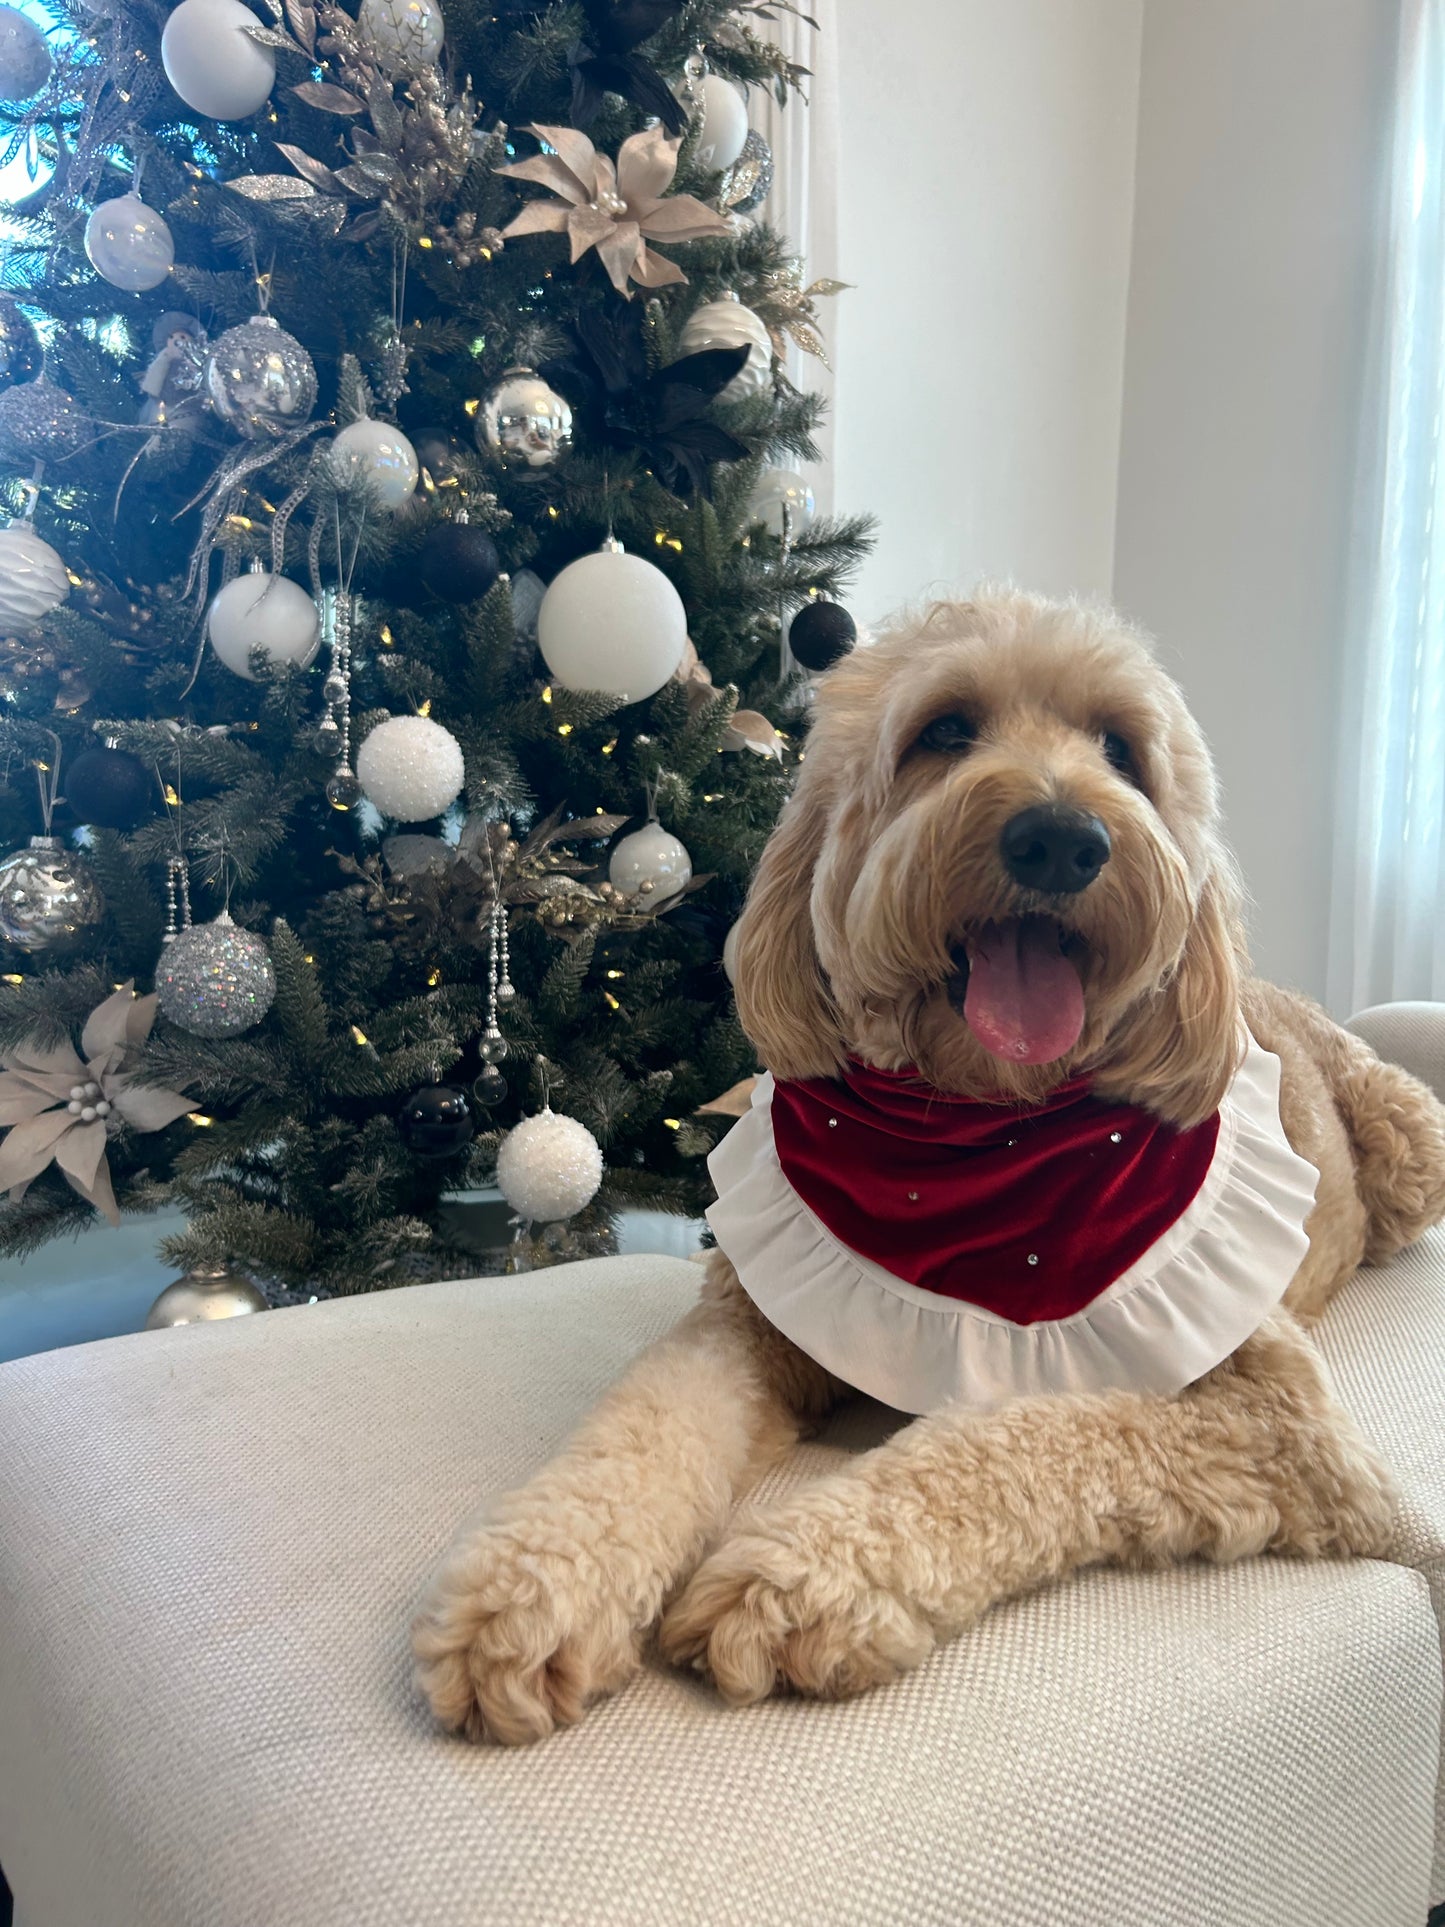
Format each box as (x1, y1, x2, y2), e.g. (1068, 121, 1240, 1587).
(963, 918, 1085, 1065)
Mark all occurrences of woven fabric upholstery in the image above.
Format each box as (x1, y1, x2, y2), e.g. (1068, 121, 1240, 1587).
(0, 1253, 1439, 1927)
(1347, 1003, 1445, 1102)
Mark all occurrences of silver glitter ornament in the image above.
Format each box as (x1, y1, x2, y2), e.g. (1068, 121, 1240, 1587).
(0, 378, 90, 462)
(145, 1265, 268, 1328)
(477, 367, 573, 469)
(156, 911, 276, 1037)
(0, 837, 104, 952)
(0, 4, 51, 101)
(731, 129, 774, 214)
(204, 316, 317, 440)
(0, 297, 41, 390)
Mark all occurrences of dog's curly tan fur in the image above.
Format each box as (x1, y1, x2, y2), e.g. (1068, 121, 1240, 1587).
(413, 589, 1445, 1742)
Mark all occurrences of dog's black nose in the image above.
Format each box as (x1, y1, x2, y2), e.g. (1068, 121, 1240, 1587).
(1000, 804, 1111, 896)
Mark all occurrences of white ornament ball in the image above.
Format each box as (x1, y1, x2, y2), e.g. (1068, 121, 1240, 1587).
(0, 5, 51, 101)
(609, 821, 692, 910)
(537, 545, 686, 704)
(0, 518, 68, 632)
(749, 466, 816, 539)
(329, 418, 419, 510)
(684, 73, 748, 172)
(358, 0, 442, 73)
(356, 714, 465, 821)
(84, 195, 174, 293)
(722, 919, 741, 985)
(676, 297, 772, 403)
(161, 0, 276, 120)
(207, 570, 320, 680)
(496, 1108, 603, 1224)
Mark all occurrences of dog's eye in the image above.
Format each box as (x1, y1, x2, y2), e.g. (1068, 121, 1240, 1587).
(918, 713, 978, 755)
(1102, 731, 1136, 779)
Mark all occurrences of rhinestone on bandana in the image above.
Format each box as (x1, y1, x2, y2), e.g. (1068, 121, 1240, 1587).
(1027, 1253, 1039, 1266)
(1110, 1131, 1123, 1144)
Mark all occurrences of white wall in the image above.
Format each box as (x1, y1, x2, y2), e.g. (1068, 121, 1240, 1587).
(830, 0, 1144, 623)
(1112, 0, 1397, 1004)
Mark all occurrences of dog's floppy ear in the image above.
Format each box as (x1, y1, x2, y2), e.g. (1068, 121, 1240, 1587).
(732, 779, 847, 1082)
(1099, 865, 1245, 1129)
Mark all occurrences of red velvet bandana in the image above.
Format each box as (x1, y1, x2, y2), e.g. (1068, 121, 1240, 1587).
(769, 1060, 1221, 1324)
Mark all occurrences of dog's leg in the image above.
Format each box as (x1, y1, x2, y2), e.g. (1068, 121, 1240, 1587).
(659, 1311, 1397, 1705)
(412, 1257, 840, 1743)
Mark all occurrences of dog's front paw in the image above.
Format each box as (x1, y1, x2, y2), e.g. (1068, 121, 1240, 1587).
(412, 1523, 641, 1745)
(658, 1514, 936, 1706)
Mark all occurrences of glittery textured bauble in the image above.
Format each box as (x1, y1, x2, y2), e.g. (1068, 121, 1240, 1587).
(64, 745, 155, 830)
(325, 767, 363, 811)
(396, 1082, 473, 1159)
(207, 568, 320, 679)
(419, 519, 500, 602)
(328, 418, 419, 509)
(0, 377, 90, 461)
(0, 518, 69, 632)
(609, 821, 691, 910)
(145, 1265, 268, 1329)
(0, 297, 40, 390)
(787, 599, 857, 672)
(749, 466, 816, 540)
(496, 1108, 603, 1223)
(156, 912, 276, 1037)
(84, 195, 175, 292)
(358, 0, 442, 73)
(161, 0, 275, 120)
(477, 367, 573, 469)
(731, 128, 773, 213)
(537, 544, 685, 703)
(205, 317, 317, 440)
(356, 714, 465, 822)
(0, 837, 104, 952)
(0, 5, 52, 101)
(676, 298, 772, 403)
(471, 1065, 508, 1107)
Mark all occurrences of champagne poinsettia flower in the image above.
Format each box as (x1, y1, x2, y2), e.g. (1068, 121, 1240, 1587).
(0, 982, 195, 1224)
(497, 122, 731, 296)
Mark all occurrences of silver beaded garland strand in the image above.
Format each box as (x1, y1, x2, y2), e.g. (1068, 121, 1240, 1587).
(480, 895, 509, 1061)
(163, 853, 193, 943)
(319, 588, 363, 811)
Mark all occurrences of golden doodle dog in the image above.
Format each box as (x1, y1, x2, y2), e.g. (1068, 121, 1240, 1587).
(413, 588, 1445, 1745)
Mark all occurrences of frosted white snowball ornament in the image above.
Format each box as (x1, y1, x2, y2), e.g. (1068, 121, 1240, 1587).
(749, 466, 816, 539)
(0, 5, 52, 101)
(84, 195, 174, 292)
(356, 714, 465, 821)
(329, 419, 419, 510)
(358, 0, 442, 73)
(679, 72, 748, 172)
(161, 0, 276, 120)
(537, 538, 686, 704)
(676, 297, 772, 402)
(0, 518, 69, 632)
(207, 567, 320, 679)
(496, 1109, 603, 1224)
(609, 820, 692, 911)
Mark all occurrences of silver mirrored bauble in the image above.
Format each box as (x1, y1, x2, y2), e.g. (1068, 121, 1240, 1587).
(731, 129, 774, 214)
(156, 911, 276, 1037)
(145, 1265, 268, 1328)
(84, 195, 175, 292)
(0, 517, 69, 631)
(0, 837, 104, 951)
(205, 316, 317, 440)
(0, 4, 52, 101)
(477, 367, 573, 469)
(325, 767, 364, 811)
(0, 377, 90, 462)
(358, 0, 442, 74)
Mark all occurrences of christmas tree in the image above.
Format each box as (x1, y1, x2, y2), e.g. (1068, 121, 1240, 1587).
(0, 0, 870, 1295)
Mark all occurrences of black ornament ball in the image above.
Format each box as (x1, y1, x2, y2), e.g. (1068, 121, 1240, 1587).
(397, 1082, 475, 1158)
(64, 746, 156, 830)
(0, 296, 40, 391)
(787, 599, 857, 673)
(419, 520, 501, 604)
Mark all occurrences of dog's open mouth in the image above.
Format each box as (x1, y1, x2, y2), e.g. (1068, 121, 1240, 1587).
(947, 917, 1086, 1066)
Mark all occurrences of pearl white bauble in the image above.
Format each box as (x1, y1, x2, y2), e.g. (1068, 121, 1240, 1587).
(207, 570, 320, 679)
(609, 821, 692, 911)
(684, 73, 748, 172)
(537, 544, 686, 704)
(0, 518, 68, 631)
(496, 1108, 603, 1223)
(722, 919, 741, 985)
(84, 195, 174, 292)
(675, 297, 772, 403)
(161, 0, 276, 120)
(0, 5, 52, 101)
(329, 418, 420, 509)
(749, 466, 816, 539)
(356, 714, 465, 821)
(358, 0, 442, 73)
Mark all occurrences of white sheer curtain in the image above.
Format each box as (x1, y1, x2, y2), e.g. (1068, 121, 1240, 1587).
(1329, 0, 1445, 1015)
